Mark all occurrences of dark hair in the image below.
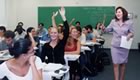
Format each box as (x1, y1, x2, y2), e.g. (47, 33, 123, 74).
(15, 25, 24, 34)
(14, 23, 25, 32)
(0, 26, 6, 32)
(18, 22, 24, 26)
(95, 22, 102, 29)
(9, 39, 32, 58)
(27, 27, 34, 33)
(75, 21, 80, 25)
(39, 23, 44, 27)
(4, 30, 15, 39)
(25, 27, 34, 39)
(86, 25, 93, 31)
(115, 6, 129, 22)
(76, 26, 82, 35)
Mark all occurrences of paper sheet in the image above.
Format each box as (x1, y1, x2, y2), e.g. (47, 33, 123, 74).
(120, 36, 133, 49)
(81, 46, 91, 51)
(43, 63, 63, 71)
(64, 54, 80, 61)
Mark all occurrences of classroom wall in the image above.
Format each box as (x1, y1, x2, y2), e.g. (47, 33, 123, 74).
(5, 0, 140, 49)
(0, 0, 7, 26)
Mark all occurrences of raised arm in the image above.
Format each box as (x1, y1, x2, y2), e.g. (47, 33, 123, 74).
(69, 18, 75, 26)
(28, 33, 36, 48)
(59, 7, 69, 43)
(52, 11, 58, 28)
(100, 20, 114, 33)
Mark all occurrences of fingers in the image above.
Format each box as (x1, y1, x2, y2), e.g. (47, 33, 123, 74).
(59, 7, 65, 16)
(29, 56, 36, 65)
(55, 11, 58, 16)
(52, 11, 58, 17)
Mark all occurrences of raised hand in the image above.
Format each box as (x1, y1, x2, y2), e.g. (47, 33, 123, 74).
(52, 11, 58, 18)
(59, 7, 65, 17)
(59, 7, 66, 21)
(100, 24, 105, 30)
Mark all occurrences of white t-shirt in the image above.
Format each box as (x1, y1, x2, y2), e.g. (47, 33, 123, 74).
(0, 56, 42, 80)
(80, 33, 86, 44)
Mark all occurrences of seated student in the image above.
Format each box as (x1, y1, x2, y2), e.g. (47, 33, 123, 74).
(93, 22, 102, 38)
(37, 23, 50, 42)
(41, 7, 69, 64)
(85, 25, 95, 41)
(14, 25, 26, 41)
(0, 39, 42, 80)
(0, 30, 15, 51)
(25, 27, 40, 56)
(14, 22, 25, 32)
(65, 27, 81, 80)
(25, 27, 39, 46)
(0, 26, 6, 42)
(76, 26, 86, 45)
(75, 21, 81, 27)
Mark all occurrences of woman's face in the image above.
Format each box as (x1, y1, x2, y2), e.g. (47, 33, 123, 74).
(23, 46, 35, 61)
(50, 27, 59, 41)
(0, 30, 4, 37)
(31, 29, 36, 36)
(116, 8, 123, 20)
(70, 28, 78, 39)
(82, 28, 87, 34)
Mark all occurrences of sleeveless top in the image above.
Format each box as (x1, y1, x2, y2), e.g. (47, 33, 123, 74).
(65, 39, 78, 52)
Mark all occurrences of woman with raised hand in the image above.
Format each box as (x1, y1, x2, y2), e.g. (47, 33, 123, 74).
(0, 39, 42, 80)
(41, 7, 69, 64)
(101, 6, 134, 80)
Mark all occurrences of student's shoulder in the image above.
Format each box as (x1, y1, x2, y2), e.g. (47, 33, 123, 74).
(0, 61, 6, 68)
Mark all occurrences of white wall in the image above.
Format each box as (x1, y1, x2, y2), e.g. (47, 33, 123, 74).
(0, 0, 7, 26)
(5, 0, 140, 49)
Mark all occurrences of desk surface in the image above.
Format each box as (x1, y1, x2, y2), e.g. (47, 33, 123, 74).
(43, 63, 69, 79)
(0, 50, 13, 61)
(83, 41, 100, 46)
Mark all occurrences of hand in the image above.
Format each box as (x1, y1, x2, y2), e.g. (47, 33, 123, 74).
(59, 7, 65, 17)
(59, 7, 66, 21)
(100, 24, 105, 30)
(52, 11, 58, 18)
(29, 56, 36, 65)
(126, 36, 130, 41)
(72, 18, 75, 21)
(28, 32, 32, 36)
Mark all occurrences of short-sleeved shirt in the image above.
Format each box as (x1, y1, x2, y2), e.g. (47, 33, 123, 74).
(86, 32, 94, 41)
(0, 56, 42, 80)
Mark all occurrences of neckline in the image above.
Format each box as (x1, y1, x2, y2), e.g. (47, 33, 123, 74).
(5, 61, 31, 78)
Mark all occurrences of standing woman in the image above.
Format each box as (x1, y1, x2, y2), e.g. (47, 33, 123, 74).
(41, 7, 69, 64)
(101, 6, 134, 80)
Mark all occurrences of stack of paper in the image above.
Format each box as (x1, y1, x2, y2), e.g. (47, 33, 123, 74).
(120, 36, 133, 49)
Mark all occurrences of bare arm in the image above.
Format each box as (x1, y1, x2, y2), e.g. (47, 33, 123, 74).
(69, 18, 75, 26)
(28, 33, 36, 48)
(52, 11, 58, 28)
(29, 56, 42, 80)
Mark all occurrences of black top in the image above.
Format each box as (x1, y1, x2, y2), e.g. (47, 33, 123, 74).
(41, 21, 69, 64)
